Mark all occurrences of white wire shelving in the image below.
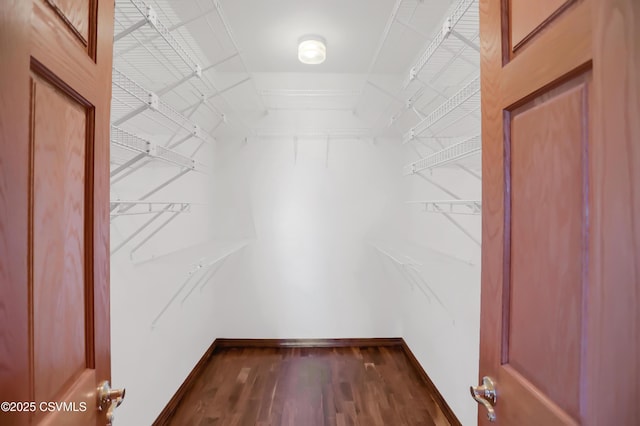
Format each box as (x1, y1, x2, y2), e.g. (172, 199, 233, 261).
(403, 75, 480, 144)
(406, 200, 481, 215)
(403, 134, 480, 175)
(374, 0, 479, 138)
(113, 0, 208, 97)
(110, 125, 197, 171)
(111, 67, 215, 145)
(396, 0, 481, 252)
(402, 0, 479, 90)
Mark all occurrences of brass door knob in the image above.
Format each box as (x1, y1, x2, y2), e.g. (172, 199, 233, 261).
(97, 381, 126, 426)
(470, 376, 497, 422)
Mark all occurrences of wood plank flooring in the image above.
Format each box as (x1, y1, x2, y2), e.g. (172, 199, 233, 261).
(167, 346, 451, 426)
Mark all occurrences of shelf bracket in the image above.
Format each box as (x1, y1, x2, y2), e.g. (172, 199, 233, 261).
(112, 104, 148, 127)
(110, 152, 147, 178)
(180, 257, 228, 304)
(114, 17, 148, 42)
(129, 207, 187, 257)
(449, 28, 480, 53)
(150, 243, 249, 329)
(434, 205, 481, 246)
(115, 168, 191, 216)
(111, 204, 174, 254)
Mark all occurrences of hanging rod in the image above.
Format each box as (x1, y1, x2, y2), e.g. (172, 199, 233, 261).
(406, 200, 481, 215)
(404, 134, 481, 175)
(253, 129, 372, 139)
(262, 89, 360, 98)
(403, 76, 480, 144)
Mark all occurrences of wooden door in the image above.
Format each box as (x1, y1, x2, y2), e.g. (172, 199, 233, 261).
(477, 0, 639, 425)
(0, 0, 115, 425)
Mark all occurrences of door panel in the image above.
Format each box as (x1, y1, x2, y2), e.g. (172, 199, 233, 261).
(510, 0, 574, 49)
(479, 0, 640, 424)
(506, 76, 588, 422)
(42, 0, 93, 47)
(0, 0, 115, 424)
(31, 74, 88, 406)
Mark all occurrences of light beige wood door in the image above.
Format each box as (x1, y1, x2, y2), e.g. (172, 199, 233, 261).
(477, 0, 639, 424)
(0, 0, 116, 425)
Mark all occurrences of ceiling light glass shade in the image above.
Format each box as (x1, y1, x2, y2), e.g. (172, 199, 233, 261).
(298, 37, 326, 65)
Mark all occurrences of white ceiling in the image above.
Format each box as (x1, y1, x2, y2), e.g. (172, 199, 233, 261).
(111, 0, 479, 163)
(166, 0, 456, 75)
(216, 0, 396, 73)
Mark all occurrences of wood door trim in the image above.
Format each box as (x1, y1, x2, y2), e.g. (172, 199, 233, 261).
(510, 0, 577, 53)
(152, 338, 461, 426)
(500, 0, 592, 109)
(43, 0, 89, 47)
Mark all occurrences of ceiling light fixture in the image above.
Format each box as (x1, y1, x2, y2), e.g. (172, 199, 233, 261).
(298, 36, 326, 65)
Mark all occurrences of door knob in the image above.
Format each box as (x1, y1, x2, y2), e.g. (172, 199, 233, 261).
(470, 376, 497, 422)
(97, 381, 126, 426)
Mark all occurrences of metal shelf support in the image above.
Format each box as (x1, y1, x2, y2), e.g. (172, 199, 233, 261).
(150, 242, 249, 329)
(111, 204, 172, 254)
(369, 243, 451, 318)
(128, 209, 185, 256)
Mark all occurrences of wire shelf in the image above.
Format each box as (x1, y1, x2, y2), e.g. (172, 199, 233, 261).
(404, 134, 481, 175)
(406, 200, 482, 215)
(110, 200, 192, 217)
(403, 76, 480, 143)
(111, 68, 215, 145)
(403, 0, 479, 89)
(110, 125, 151, 153)
(114, 0, 202, 86)
(110, 125, 196, 170)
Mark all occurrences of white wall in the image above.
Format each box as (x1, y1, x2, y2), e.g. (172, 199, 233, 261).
(110, 137, 481, 426)
(208, 136, 406, 338)
(110, 143, 229, 426)
(394, 160, 482, 425)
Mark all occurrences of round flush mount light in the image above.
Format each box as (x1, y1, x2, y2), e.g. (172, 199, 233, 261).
(298, 36, 326, 65)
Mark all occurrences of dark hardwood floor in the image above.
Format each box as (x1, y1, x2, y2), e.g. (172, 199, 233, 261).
(167, 346, 451, 426)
